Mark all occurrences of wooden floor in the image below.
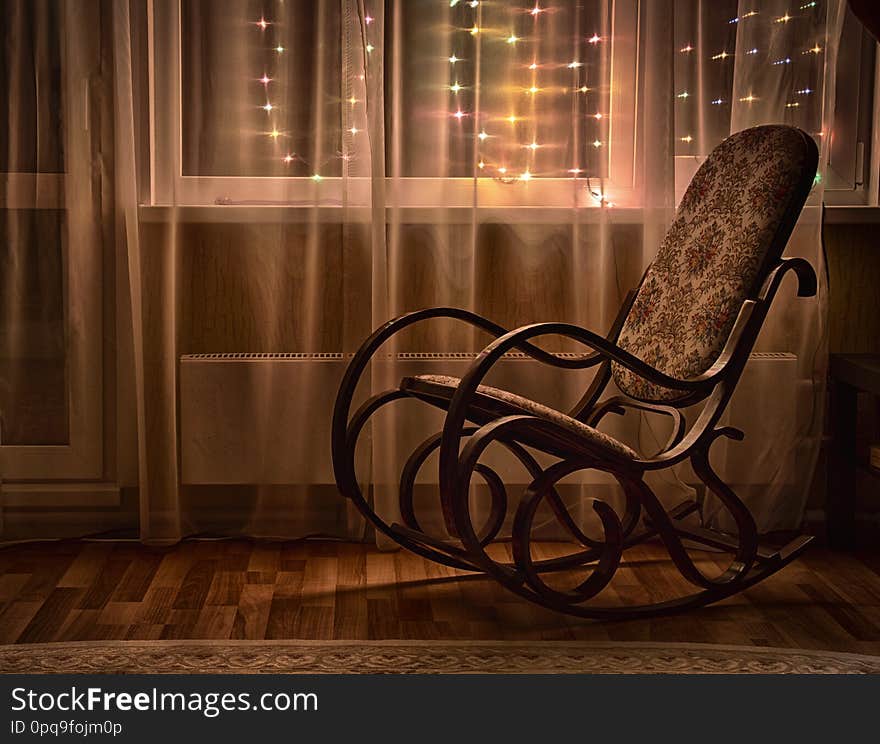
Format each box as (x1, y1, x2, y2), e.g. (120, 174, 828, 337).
(0, 537, 879, 653)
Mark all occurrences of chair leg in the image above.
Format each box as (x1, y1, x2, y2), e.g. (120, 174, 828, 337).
(334, 393, 811, 619)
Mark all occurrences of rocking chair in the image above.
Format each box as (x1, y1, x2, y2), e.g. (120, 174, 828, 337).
(332, 125, 820, 619)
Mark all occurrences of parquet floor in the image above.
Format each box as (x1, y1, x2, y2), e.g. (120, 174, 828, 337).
(1, 538, 879, 653)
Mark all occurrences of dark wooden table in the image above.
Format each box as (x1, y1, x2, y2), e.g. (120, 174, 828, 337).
(828, 353, 880, 549)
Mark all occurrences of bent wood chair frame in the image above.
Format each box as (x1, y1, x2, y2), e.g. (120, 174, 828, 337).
(331, 255, 817, 620)
(333, 124, 820, 619)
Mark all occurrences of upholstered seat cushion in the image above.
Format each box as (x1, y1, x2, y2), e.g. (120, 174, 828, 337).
(612, 125, 817, 402)
(402, 374, 638, 460)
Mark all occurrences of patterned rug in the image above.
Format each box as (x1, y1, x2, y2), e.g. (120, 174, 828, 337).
(1, 640, 879, 674)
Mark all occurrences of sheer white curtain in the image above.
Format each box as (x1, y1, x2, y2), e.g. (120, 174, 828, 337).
(0, 0, 843, 544)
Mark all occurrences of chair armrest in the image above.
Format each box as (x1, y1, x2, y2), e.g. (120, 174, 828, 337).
(332, 307, 602, 475)
(759, 257, 817, 300)
(697, 258, 817, 382)
(437, 321, 717, 494)
(333, 308, 503, 445)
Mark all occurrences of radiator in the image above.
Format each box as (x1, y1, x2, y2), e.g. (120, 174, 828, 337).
(179, 351, 801, 486)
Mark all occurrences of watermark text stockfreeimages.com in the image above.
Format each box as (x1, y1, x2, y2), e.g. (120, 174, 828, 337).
(10, 686, 318, 719)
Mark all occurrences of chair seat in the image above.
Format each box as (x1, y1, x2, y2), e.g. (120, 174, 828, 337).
(400, 374, 638, 461)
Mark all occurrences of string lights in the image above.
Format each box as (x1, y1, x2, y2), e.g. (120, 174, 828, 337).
(253, 3, 373, 177)
(445, 0, 609, 184)
(676, 1, 826, 153)
(241, 1, 826, 190)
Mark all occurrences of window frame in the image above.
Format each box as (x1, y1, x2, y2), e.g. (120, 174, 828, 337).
(0, 0, 104, 481)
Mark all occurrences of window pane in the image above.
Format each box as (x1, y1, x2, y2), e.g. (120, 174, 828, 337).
(673, 0, 828, 157)
(390, 0, 612, 178)
(181, 0, 343, 177)
(0, 0, 64, 174)
(0, 210, 67, 445)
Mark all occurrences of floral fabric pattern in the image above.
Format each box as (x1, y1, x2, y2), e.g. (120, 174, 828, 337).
(612, 125, 816, 402)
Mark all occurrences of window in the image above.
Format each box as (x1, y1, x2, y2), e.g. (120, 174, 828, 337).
(0, 0, 104, 478)
(149, 0, 636, 208)
(150, 0, 864, 209)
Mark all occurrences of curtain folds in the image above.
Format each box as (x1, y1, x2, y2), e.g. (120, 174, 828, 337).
(0, 0, 845, 545)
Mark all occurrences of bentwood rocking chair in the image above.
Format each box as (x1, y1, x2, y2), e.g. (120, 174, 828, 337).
(332, 125, 820, 619)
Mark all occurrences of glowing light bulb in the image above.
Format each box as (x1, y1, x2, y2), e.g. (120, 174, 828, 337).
(772, 57, 792, 65)
(449, 54, 459, 64)
(680, 135, 693, 143)
(366, 44, 374, 53)
(805, 44, 822, 54)
(470, 25, 479, 35)
(680, 44, 694, 53)
(711, 98, 724, 105)
(478, 160, 485, 169)
(498, 167, 507, 174)
(528, 62, 538, 70)
(579, 86, 590, 93)
(527, 86, 539, 94)
(742, 10, 758, 17)
(507, 35, 519, 44)
(507, 115, 517, 124)
(567, 61, 582, 68)
(259, 75, 271, 85)
(527, 141, 539, 150)
(312, 174, 322, 182)
(469, 0, 479, 6)
(739, 93, 757, 103)
(256, 17, 269, 30)
(349, 126, 359, 135)
(677, 91, 690, 99)
(797, 88, 813, 95)
(453, 109, 465, 120)
(776, 13, 792, 23)
(478, 130, 489, 141)
(568, 167, 583, 174)
(520, 171, 531, 181)
(531, 5, 542, 15)
(588, 34, 601, 44)
(746, 48, 759, 55)
(275, 45, 284, 53)
(592, 139, 603, 148)
(269, 128, 280, 139)
(450, 82, 462, 93)
(263, 102, 274, 112)
(786, 102, 800, 108)
(283, 154, 294, 164)
(365, 15, 373, 24)
(592, 112, 603, 119)
(712, 51, 730, 60)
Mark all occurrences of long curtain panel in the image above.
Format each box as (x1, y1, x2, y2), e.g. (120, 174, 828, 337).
(0, 0, 843, 544)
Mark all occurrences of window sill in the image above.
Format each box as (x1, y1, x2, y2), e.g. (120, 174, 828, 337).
(137, 204, 649, 224)
(136, 204, 880, 226)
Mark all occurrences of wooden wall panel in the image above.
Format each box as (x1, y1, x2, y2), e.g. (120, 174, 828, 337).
(824, 224, 880, 355)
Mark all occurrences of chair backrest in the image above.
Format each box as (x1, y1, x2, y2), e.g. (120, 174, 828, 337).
(611, 125, 819, 403)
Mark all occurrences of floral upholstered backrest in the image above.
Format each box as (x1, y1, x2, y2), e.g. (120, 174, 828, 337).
(611, 125, 818, 403)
